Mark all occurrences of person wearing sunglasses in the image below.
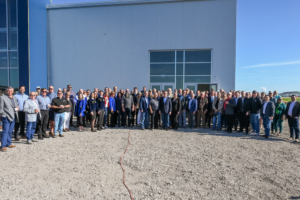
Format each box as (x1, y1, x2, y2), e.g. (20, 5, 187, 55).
(36, 88, 51, 139)
(47, 86, 57, 136)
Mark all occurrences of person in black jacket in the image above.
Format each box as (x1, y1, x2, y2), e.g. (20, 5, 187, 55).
(248, 90, 263, 135)
(237, 91, 250, 133)
(159, 91, 172, 130)
(285, 95, 300, 141)
(88, 92, 98, 132)
(224, 92, 236, 133)
(115, 92, 123, 127)
(232, 91, 240, 131)
(131, 87, 138, 126)
(170, 92, 181, 129)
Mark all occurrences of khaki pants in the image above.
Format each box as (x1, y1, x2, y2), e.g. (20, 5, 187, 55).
(197, 110, 206, 128)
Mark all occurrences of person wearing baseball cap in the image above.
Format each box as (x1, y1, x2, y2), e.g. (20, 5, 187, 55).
(36, 86, 41, 96)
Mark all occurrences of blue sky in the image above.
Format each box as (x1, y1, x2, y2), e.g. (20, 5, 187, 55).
(52, 0, 300, 93)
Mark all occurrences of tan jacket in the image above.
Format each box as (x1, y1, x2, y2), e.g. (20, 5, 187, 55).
(197, 97, 208, 112)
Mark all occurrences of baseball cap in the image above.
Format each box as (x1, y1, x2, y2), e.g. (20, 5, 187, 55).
(36, 86, 41, 89)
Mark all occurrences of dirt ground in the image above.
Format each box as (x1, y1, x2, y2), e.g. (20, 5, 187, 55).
(0, 120, 300, 200)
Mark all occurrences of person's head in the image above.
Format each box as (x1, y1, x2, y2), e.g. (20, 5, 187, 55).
(179, 89, 182, 94)
(246, 92, 250, 98)
(291, 95, 296, 102)
(269, 91, 273, 98)
(99, 90, 104, 97)
(58, 88, 62, 93)
(220, 89, 224, 93)
(221, 94, 226, 100)
(78, 93, 84, 100)
(6, 86, 14, 97)
(110, 91, 115, 97)
(79, 89, 83, 94)
(29, 91, 37, 100)
(113, 86, 117, 92)
(183, 90, 186, 96)
(277, 97, 282, 104)
(153, 88, 157, 93)
(211, 90, 215, 96)
(86, 89, 90, 95)
(90, 92, 95, 99)
(36, 87, 41, 93)
(144, 91, 148, 97)
(143, 86, 146, 92)
(235, 91, 240, 98)
(252, 90, 257, 98)
(134, 87, 138, 93)
(241, 91, 245, 98)
(83, 91, 87, 97)
(163, 91, 168, 97)
(174, 92, 178, 98)
(94, 88, 98, 93)
(274, 90, 278, 96)
(62, 88, 66, 93)
(228, 92, 232, 98)
(67, 85, 72, 91)
(154, 92, 158, 99)
(191, 93, 195, 99)
(108, 88, 112, 93)
(200, 92, 205, 98)
(261, 92, 265, 99)
(137, 92, 142, 98)
(186, 88, 190, 94)
(167, 88, 172, 95)
(196, 90, 200, 96)
(118, 92, 122, 98)
(264, 95, 269, 102)
(40, 88, 47, 97)
(190, 90, 194, 95)
(157, 91, 161, 96)
(257, 92, 261, 97)
(217, 92, 221, 98)
(19, 85, 25, 94)
(65, 92, 70, 99)
(105, 87, 108, 93)
(174, 89, 178, 93)
(49, 86, 54, 93)
(57, 90, 63, 98)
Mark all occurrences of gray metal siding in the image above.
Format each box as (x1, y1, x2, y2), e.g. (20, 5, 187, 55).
(47, 0, 236, 92)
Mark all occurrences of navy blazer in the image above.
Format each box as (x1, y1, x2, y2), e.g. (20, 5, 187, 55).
(187, 98, 197, 113)
(115, 98, 122, 111)
(261, 101, 275, 118)
(139, 96, 149, 112)
(159, 97, 172, 114)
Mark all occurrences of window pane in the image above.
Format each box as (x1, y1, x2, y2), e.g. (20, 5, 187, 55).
(185, 50, 211, 62)
(176, 64, 183, 75)
(176, 51, 183, 62)
(8, 0, 17, 50)
(150, 64, 175, 75)
(9, 51, 18, 67)
(176, 76, 183, 90)
(0, 0, 7, 50)
(0, 69, 8, 88)
(185, 76, 211, 83)
(151, 85, 161, 91)
(185, 63, 211, 75)
(150, 51, 175, 63)
(0, 51, 7, 67)
(150, 76, 175, 83)
(9, 68, 18, 89)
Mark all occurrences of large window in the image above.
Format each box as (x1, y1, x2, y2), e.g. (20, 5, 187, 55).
(0, 0, 18, 92)
(150, 50, 211, 90)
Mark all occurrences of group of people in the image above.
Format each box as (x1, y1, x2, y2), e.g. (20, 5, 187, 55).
(0, 84, 300, 152)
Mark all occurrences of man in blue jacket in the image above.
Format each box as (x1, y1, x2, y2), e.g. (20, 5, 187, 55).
(139, 91, 150, 130)
(187, 93, 197, 128)
(260, 95, 275, 139)
(159, 91, 172, 131)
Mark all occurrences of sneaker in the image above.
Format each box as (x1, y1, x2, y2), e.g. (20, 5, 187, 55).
(295, 139, 299, 142)
(104, 126, 108, 129)
(255, 133, 259, 136)
(27, 140, 32, 144)
(53, 135, 58, 138)
(0, 147, 8, 152)
(59, 134, 64, 137)
(32, 139, 38, 142)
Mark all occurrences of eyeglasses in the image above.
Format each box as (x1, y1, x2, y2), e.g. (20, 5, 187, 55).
(42, 91, 47, 92)
(58, 93, 63, 94)
(49, 88, 54, 90)
(68, 87, 72, 88)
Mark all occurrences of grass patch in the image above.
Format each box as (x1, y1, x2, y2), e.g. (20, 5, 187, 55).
(282, 97, 300, 102)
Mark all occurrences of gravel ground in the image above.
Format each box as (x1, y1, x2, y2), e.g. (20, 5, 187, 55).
(0, 120, 300, 200)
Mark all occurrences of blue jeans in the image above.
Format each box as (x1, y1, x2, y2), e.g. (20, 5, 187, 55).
(179, 110, 186, 127)
(262, 115, 271, 137)
(250, 113, 260, 133)
(161, 112, 170, 128)
(1, 117, 15, 148)
(288, 117, 299, 139)
(213, 111, 222, 130)
(26, 121, 37, 140)
(54, 112, 65, 135)
(141, 110, 149, 129)
(104, 107, 108, 125)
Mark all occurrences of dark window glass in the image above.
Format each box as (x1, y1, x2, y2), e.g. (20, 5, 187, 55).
(150, 76, 175, 83)
(150, 64, 175, 75)
(176, 76, 183, 90)
(0, 0, 7, 50)
(176, 51, 183, 62)
(185, 63, 211, 75)
(8, 0, 17, 50)
(9, 51, 18, 67)
(0, 51, 7, 67)
(0, 69, 8, 87)
(185, 50, 211, 62)
(9, 68, 18, 90)
(150, 51, 175, 63)
(176, 64, 183, 75)
(184, 76, 211, 83)
(151, 85, 161, 91)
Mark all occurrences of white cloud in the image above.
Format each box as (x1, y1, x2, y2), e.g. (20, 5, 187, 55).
(244, 60, 300, 68)
(261, 87, 267, 92)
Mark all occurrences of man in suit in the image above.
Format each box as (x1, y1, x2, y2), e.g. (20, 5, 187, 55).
(187, 93, 198, 128)
(131, 87, 138, 126)
(170, 92, 181, 129)
(0, 86, 19, 152)
(179, 90, 188, 128)
(237, 91, 250, 133)
(197, 92, 208, 128)
(285, 95, 300, 142)
(159, 91, 172, 131)
(260, 95, 275, 139)
(139, 91, 150, 130)
(224, 92, 236, 133)
(233, 91, 240, 131)
(206, 90, 215, 128)
(14, 85, 28, 140)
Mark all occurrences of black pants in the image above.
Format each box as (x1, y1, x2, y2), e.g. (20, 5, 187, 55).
(131, 109, 136, 126)
(110, 111, 116, 127)
(206, 111, 212, 128)
(36, 110, 49, 137)
(239, 112, 249, 133)
(123, 108, 131, 126)
(170, 111, 179, 129)
(97, 109, 105, 129)
(233, 112, 239, 131)
(226, 114, 234, 132)
(77, 116, 83, 126)
(150, 110, 159, 129)
(14, 111, 26, 138)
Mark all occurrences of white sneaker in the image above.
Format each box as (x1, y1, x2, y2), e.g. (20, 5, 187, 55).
(295, 139, 299, 142)
(27, 140, 32, 144)
(32, 139, 38, 142)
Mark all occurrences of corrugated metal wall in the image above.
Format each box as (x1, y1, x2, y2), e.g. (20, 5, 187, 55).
(47, 0, 236, 92)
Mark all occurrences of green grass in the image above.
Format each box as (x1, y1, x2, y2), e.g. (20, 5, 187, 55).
(282, 97, 300, 102)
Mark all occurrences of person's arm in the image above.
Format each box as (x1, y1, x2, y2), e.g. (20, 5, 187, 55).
(65, 99, 71, 108)
(0, 96, 4, 116)
(169, 99, 172, 115)
(282, 104, 286, 119)
(24, 101, 36, 114)
(270, 102, 275, 119)
(81, 100, 86, 115)
(178, 99, 181, 113)
(204, 98, 208, 112)
(194, 100, 198, 113)
(140, 98, 143, 112)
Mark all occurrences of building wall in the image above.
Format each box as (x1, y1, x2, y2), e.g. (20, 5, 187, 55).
(47, 0, 236, 92)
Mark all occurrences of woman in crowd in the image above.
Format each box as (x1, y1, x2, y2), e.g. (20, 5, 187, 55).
(88, 92, 98, 132)
(115, 92, 123, 127)
(75, 93, 86, 132)
(63, 92, 73, 132)
(273, 97, 286, 135)
(108, 92, 116, 127)
(213, 92, 224, 131)
(23, 92, 41, 143)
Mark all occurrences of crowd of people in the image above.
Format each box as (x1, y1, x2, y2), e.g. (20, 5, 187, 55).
(0, 84, 300, 152)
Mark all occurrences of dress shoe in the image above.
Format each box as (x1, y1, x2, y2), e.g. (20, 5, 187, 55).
(43, 134, 50, 138)
(15, 137, 20, 141)
(7, 145, 16, 148)
(38, 137, 44, 140)
(59, 134, 64, 137)
(0, 147, 8, 152)
(21, 136, 27, 139)
(63, 129, 67, 132)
